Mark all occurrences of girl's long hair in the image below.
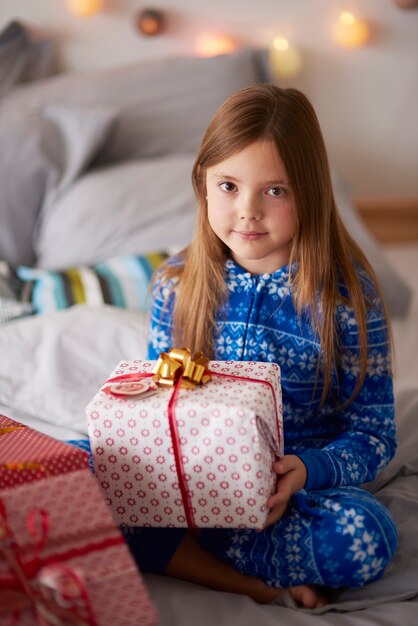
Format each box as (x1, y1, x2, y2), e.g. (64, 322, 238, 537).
(157, 84, 390, 405)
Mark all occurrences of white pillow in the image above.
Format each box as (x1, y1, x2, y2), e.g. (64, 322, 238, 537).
(35, 155, 196, 269)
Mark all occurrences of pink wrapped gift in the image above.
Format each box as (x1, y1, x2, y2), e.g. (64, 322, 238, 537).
(0, 415, 158, 626)
(86, 358, 283, 529)
(0, 414, 89, 488)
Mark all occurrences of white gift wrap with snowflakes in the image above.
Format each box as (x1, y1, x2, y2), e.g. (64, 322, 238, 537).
(86, 359, 283, 529)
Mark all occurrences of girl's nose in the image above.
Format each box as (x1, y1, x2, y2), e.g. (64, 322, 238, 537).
(240, 211, 259, 221)
(239, 195, 261, 221)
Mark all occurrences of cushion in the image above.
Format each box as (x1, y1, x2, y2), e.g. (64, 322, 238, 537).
(0, 104, 117, 266)
(0, 252, 168, 323)
(0, 48, 270, 163)
(35, 155, 196, 268)
(332, 173, 412, 318)
(0, 261, 33, 324)
(0, 21, 55, 97)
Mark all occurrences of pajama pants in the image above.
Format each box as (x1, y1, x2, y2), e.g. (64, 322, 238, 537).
(69, 440, 398, 589)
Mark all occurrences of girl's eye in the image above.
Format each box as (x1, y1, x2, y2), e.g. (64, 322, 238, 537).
(267, 186, 288, 198)
(219, 181, 237, 192)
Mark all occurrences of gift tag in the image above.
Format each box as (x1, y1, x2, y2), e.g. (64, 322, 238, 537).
(104, 378, 158, 398)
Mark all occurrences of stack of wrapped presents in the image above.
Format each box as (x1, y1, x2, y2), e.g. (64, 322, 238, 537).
(0, 414, 158, 626)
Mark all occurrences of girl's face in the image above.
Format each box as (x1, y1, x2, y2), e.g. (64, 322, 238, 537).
(206, 140, 296, 274)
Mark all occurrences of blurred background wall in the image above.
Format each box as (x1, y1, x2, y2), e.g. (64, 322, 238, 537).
(1, 0, 417, 200)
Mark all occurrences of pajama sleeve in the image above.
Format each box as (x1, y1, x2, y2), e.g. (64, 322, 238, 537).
(298, 281, 397, 491)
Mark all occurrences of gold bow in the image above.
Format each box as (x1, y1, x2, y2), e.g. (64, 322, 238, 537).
(1, 462, 46, 472)
(0, 425, 26, 436)
(153, 347, 210, 390)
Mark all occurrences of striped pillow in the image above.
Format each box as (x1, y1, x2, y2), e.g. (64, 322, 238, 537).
(2, 253, 168, 318)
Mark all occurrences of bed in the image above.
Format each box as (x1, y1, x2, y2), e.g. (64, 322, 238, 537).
(1, 47, 417, 625)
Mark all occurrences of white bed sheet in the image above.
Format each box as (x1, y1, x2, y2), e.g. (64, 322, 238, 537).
(1, 243, 417, 625)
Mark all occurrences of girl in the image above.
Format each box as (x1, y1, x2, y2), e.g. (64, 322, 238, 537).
(142, 84, 398, 609)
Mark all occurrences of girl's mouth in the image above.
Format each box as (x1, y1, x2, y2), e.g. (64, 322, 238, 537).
(233, 230, 267, 241)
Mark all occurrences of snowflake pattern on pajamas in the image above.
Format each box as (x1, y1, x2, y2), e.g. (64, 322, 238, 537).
(149, 257, 397, 489)
(148, 257, 399, 586)
(213, 487, 398, 588)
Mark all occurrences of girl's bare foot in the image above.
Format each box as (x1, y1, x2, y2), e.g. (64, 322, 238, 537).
(167, 531, 328, 608)
(270, 584, 328, 609)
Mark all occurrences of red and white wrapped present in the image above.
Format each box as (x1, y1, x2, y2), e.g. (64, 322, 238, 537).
(0, 414, 158, 626)
(86, 353, 283, 530)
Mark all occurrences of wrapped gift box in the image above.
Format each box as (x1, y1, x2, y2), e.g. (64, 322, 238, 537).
(0, 414, 89, 488)
(86, 359, 283, 529)
(0, 415, 158, 626)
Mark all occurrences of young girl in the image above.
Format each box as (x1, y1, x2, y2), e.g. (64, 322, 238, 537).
(138, 84, 398, 609)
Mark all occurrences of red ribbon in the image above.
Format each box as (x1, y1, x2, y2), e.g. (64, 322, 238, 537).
(103, 367, 281, 529)
(166, 373, 196, 527)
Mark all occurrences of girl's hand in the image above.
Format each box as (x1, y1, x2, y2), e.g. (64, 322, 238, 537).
(263, 455, 307, 528)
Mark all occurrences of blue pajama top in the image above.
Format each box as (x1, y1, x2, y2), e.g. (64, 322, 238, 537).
(148, 258, 397, 492)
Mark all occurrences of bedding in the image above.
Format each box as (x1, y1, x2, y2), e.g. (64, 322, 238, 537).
(0, 47, 270, 163)
(0, 103, 117, 265)
(0, 20, 55, 97)
(34, 155, 196, 267)
(0, 48, 417, 625)
(332, 173, 412, 318)
(0, 47, 413, 320)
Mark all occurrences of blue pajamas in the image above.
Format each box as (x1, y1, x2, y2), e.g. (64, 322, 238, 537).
(68, 440, 398, 588)
(200, 487, 398, 588)
(72, 256, 399, 589)
(145, 256, 399, 587)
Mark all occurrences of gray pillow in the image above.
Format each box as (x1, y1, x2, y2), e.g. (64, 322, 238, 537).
(0, 104, 117, 266)
(0, 48, 270, 163)
(0, 109, 50, 266)
(35, 155, 196, 269)
(332, 173, 412, 318)
(0, 21, 55, 97)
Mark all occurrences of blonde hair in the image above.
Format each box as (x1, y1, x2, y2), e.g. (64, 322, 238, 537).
(156, 84, 390, 405)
